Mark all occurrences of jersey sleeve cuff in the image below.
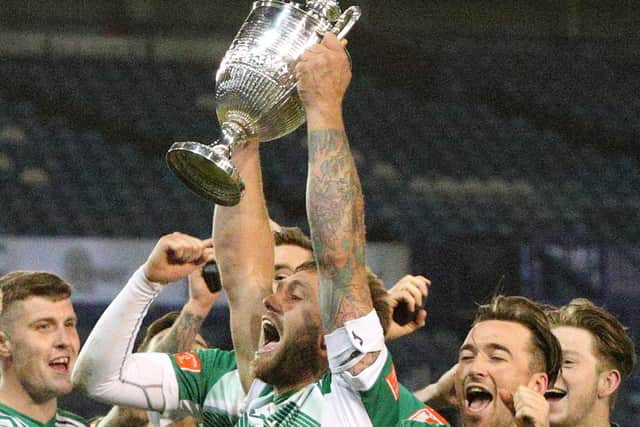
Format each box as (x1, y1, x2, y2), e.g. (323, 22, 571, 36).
(325, 309, 385, 374)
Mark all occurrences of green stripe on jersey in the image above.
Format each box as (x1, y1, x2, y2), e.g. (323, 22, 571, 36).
(0, 404, 87, 427)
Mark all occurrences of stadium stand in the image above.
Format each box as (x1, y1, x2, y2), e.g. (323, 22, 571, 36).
(1, 34, 639, 421)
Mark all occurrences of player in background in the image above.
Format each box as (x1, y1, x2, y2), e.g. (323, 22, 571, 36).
(0, 270, 88, 426)
(546, 298, 636, 427)
(415, 295, 562, 427)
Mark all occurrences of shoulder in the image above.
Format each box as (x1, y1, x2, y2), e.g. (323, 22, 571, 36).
(170, 348, 237, 373)
(56, 409, 89, 426)
(0, 403, 24, 426)
(397, 406, 450, 426)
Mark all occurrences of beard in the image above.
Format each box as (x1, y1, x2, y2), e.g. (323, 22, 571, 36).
(252, 318, 326, 390)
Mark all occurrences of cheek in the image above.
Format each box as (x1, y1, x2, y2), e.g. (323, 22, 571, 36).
(562, 366, 591, 389)
(491, 365, 528, 390)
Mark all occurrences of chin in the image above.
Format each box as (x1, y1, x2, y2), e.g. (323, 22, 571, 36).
(548, 413, 567, 427)
(49, 380, 74, 396)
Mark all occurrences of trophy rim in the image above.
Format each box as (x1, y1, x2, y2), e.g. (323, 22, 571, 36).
(166, 141, 244, 205)
(251, 0, 332, 29)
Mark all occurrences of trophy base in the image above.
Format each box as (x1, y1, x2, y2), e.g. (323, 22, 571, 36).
(166, 141, 244, 206)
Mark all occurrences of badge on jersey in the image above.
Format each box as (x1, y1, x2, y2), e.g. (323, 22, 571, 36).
(175, 352, 202, 372)
(408, 407, 449, 425)
(385, 364, 400, 401)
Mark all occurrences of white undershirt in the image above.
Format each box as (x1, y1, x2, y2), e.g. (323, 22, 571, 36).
(73, 267, 181, 413)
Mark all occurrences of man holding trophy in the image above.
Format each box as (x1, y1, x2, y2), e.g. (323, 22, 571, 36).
(73, 1, 448, 425)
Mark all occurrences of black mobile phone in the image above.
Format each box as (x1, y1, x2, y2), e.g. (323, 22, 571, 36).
(202, 261, 222, 293)
(392, 295, 426, 326)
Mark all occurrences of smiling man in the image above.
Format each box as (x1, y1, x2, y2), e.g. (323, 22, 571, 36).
(455, 295, 562, 427)
(546, 299, 636, 427)
(0, 271, 87, 426)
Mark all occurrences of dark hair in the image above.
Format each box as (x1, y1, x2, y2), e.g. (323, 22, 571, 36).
(548, 298, 636, 404)
(273, 227, 313, 252)
(137, 311, 180, 352)
(367, 270, 391, 336)
(0, 271, 72, 318)
(474, 295, 562, 385)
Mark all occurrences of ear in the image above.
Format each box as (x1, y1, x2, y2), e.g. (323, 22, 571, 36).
(0, 331, 11, 358)
(319, 336, 327, 359)
(527, 372, 549, 393)
(597, 369, 621, 399)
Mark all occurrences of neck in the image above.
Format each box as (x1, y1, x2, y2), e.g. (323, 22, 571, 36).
(0, 373, 57, 422)
(274, 372, 319, 396)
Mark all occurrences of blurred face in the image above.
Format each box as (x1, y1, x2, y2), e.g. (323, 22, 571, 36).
(145, 329, 208, 352)
(252, 269, 326, 390)
(455, 320, 540, 427)
(547, 326, 602, 427)
(4, 296, 80, 402)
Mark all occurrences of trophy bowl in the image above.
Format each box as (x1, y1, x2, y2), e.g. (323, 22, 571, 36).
(167, 0, 361, 205)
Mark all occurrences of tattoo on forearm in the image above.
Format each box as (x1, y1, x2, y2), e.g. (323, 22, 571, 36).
(307, 129, 371, 333)
(149, 311, 205, 353)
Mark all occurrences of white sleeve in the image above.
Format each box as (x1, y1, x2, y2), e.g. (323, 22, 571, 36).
(72, 266, 180, 412)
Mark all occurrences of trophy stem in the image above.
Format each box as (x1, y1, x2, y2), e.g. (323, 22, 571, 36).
(166, 122, 248, 205)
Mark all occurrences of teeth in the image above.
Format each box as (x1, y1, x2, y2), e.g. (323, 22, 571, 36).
(467, 386, 486, 394)
(262, 319, 275, 328)
(544, 388, 567, 398)
(51, 357, 69, 364)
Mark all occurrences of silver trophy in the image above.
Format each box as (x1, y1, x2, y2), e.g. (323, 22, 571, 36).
(166, 0, 361, 205)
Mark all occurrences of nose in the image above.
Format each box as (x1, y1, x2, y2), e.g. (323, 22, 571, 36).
(467, 354, 489, 377)
(54, 325, 74, 349)
(263, 292, 283, 314)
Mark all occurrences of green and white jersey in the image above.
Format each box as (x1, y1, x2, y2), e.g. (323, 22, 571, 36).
(168, 348, 449, 427)
(0, 403, 88, 427)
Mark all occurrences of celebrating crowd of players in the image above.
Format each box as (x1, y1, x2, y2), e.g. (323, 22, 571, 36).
(0, 33, 635, 426)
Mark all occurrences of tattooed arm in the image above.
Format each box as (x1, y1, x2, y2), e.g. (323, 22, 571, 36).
(296, 34, 375, 374)
(146, 266, 220, 353)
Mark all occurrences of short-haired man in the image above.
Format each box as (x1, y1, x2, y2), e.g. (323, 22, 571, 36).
(456, 295, 562, 427)
(0, 271, 87, 425)
(546, 298, 636, 427)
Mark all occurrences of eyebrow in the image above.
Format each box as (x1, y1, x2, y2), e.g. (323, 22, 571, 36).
(29, 315, 77, 325)
(274, 263, 293, 271)
(459, 342, 513, 356)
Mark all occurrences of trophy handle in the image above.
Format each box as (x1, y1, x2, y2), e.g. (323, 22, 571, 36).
(330, 6, 361, 40)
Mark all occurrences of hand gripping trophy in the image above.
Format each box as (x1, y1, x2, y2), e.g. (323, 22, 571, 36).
(166, 0, 361, 205)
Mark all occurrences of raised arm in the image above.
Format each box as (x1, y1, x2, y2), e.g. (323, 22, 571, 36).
(72, 233, 214, 411)
(213, 140, 274, 391)
(297, 34, 372, 358)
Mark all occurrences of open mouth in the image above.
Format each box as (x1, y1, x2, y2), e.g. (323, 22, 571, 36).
(544, 388, 568, 402)
(257, 317, 281, 354)
(49, 356, 70, 373)
(465, 385, 494, 412)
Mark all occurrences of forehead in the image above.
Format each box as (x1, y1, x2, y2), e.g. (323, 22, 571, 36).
(274, 244, 313, 269)
(9, 296, 76, 322)
(463, 320, 533, 351)
(552, 326, 595, 356)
